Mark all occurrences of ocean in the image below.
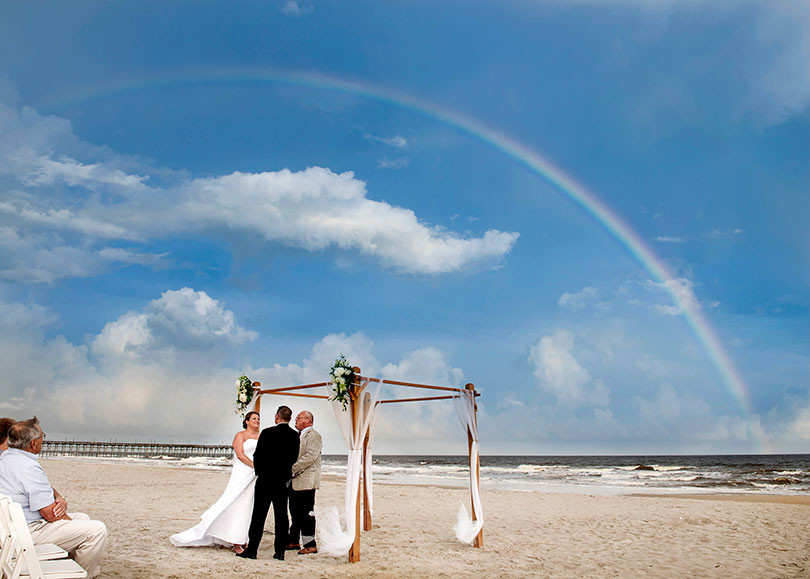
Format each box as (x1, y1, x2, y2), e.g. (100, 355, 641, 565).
(43, 450, 810, 496)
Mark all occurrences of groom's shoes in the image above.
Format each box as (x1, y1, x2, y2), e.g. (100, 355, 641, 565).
(284, 543, 301, 550)
(235, 551, 256, 559)
(272, 553, 285, 561)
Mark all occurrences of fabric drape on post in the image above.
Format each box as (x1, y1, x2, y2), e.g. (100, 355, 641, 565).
(363, 400, 381, 517)
(452, 390, 483, 544)
(316, 379, 382, 556)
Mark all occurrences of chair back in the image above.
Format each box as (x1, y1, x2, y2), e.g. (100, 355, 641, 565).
(0, 495, 14, 569)
(1, 499, 45, 579)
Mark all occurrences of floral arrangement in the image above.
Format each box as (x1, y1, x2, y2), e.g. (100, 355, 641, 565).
(329, 354, 356, 410)
(235, 375, 254, 416)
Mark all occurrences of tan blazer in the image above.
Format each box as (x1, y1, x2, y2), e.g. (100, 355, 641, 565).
(291, 428, 322, 491)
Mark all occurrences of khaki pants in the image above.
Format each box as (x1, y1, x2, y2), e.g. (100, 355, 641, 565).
(29, 513, 108, 578)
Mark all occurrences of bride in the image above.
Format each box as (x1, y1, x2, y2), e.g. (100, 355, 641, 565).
(170, 411, 260, 552)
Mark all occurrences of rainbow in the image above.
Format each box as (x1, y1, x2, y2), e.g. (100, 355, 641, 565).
(40, 67, 752, 416)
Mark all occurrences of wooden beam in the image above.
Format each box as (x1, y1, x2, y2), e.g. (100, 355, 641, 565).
(258, 381, 330, 394)
(378, 395, 457, 404)
(258, 392, 329, 400)
(363, 377, 462, 393)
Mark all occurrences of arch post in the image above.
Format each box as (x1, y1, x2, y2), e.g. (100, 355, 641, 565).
(362, 390, 373, 531)
(348, 367, 363, 563)
(466, 382, 483, 548)
(252, 382, 262, 414)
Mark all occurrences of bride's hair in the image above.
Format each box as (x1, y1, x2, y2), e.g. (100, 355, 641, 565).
(242, 411, 259, 429)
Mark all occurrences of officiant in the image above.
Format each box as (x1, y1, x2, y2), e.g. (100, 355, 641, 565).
(287, 410, 322, 555)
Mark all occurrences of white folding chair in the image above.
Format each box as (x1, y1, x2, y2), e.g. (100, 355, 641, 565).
(0, 497, 67, 566)
(1, 500, 86, 579)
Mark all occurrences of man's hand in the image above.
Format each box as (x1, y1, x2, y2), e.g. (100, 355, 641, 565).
(39, 501, 72, 522)
(53, 494, 68, 518)
(40, 490, 71, 522)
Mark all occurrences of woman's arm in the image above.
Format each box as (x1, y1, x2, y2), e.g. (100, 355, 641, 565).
(232, 432, 254, 468)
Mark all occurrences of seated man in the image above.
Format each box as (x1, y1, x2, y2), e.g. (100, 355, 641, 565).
(0, 417, 108, 578)
(0, 416, 14, 453)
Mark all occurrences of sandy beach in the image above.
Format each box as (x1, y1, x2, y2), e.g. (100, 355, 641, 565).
(42, 458, 810, 578)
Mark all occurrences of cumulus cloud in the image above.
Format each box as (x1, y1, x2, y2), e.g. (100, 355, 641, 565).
(0, 292, 470, 451)
(529, 330, 610, 407)
(92, 288, 256, 361)
(0, 97, 519, 281)
(558, 286, 600, 311)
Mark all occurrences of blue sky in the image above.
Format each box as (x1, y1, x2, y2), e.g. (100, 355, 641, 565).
(0, 0, 808, 454)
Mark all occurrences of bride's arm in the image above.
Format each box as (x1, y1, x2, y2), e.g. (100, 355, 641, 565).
(233, 432, 254, 468)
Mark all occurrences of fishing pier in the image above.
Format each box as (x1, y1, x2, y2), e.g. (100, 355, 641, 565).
(41, 440, 232, 459)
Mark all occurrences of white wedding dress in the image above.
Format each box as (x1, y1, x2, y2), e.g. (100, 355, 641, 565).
(170, 438, 258, 547)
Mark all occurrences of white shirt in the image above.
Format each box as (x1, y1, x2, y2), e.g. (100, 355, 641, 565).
(0, 448, 55, 523)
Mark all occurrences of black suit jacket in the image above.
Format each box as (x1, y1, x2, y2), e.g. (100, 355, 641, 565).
(252, 422, 300, 484)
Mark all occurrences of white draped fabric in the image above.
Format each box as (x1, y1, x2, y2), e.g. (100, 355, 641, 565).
(316, 379, 382, 557)
(363, 397, 381, 517)
(452, 390, 484, 544)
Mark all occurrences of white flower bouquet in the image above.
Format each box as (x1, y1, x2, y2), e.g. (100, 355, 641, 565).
(329, 354, 356, 410)
(235, 375, 255, 416)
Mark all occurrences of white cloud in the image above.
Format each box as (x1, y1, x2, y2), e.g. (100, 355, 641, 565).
(558, 286, 600, 311)
(382, 347, 464, 387)
(706, 228, 744, 239)
(0, 199, 130, 239)
(97, 248, 171, 269)
(363, 133, 409, 149)
(0, 293, 471, 451)
(0, 96, 519, 280)
(655, 235, 685, 243)
(280, 1, 314, 17)
(529, 330, 610, 407)
(377, 156, 410, 169)
(635, 383, 709, 424)
(0, 300, 57, 329)
(645, 277, 701, 316)
(92, 288, 256, 361)
(0, 227, 106, 283)
(787, 406, 810, 440)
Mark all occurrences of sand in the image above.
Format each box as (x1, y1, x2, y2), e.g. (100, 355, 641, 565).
(41, 458, 810, 578)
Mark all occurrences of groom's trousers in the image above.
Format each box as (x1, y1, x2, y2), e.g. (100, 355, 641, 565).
(244, 477, 289, 558)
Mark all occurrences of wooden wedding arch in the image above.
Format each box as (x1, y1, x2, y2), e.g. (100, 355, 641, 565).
(251, 367, 483, 563)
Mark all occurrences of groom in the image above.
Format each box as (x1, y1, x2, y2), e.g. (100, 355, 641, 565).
(237, 405, 299, 561)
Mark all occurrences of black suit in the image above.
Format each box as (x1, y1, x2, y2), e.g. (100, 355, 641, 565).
(242, 422, 300, 558)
